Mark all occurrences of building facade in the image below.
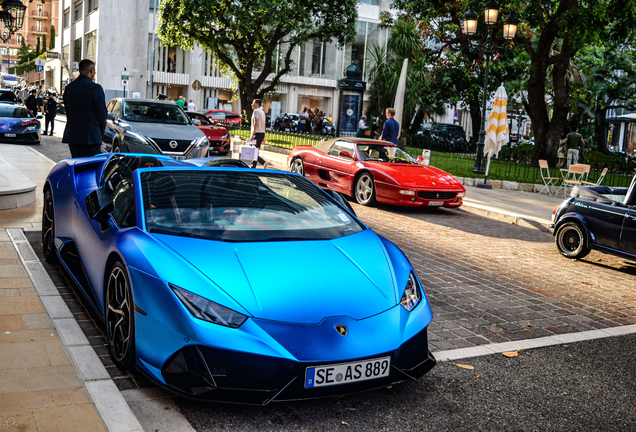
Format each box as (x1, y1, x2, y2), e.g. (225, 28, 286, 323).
(53, 0, 391, 118)
(2, 0, 59, 85)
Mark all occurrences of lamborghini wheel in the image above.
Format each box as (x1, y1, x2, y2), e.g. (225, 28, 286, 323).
(106, 261, 135, 369)
(355, 173, 376, 206)
(290, 157, 304, 176)
(42, 189, 56, 262)
(556, 222, 591, 259)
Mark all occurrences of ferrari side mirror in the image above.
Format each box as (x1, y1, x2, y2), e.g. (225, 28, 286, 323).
(339, 150, 354, 160)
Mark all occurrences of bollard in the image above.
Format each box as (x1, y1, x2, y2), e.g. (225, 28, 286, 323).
(421, 149, 431, 166)
(231, 136, 242, 159)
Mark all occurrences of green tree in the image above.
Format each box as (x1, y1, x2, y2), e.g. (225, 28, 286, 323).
(157, 0, 358, 120)
(50, 25, 55, 49)
(569, 44, 636, 153)
(36, 37, 40, 56)
(42, 35, 47, 54)
(392, 0, 636, 164)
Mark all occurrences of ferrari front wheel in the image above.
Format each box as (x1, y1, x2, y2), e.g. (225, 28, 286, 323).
(290, 157, 304, 176)
(42, 189, 56, 262)
(355, 173, 376, 206)
(106, 261, 135, 369)
(555, 222, 591, 259)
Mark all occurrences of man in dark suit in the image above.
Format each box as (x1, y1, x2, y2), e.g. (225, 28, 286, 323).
(25, 89, 38, 118)
(62, 59, 107, 158)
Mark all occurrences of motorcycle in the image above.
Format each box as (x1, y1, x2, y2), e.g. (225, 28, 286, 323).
(274, 114, 296, 133)
(319, 119, 336, 137)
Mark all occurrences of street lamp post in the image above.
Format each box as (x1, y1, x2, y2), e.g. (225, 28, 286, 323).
(462, 1, 519, 176)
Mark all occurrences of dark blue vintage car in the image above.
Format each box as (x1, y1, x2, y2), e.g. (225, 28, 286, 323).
(551, 174, 636, 260)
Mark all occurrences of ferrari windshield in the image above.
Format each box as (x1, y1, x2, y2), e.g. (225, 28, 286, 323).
(141, 170, 364, 242)
(356, 143, 418, 164)
(122, 101, 190, 125)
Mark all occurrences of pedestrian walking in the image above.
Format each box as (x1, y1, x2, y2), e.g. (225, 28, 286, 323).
(177, 96, 185, 109)
(43, 93, 56, 136)
(187, 99, 195, 111)
(250, 99, 267, 168)
(297, 107, 307, 133)
(37, 85, 45, 113)
(371, 117, 382, 139)
(62, 59, 107, 158)
(381, 108, 402, 148)
(25, 89, 38, 118)
(562, 127, 585, 167)
(356, 115, 368, 137)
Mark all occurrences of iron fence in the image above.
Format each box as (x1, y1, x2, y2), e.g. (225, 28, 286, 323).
(221, 124, 328, 150)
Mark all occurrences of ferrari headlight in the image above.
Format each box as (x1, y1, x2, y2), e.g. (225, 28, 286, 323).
(192, 136, 209, 148)
(400, 272, 422, 312)
(170, 284, 247, 328)
(457, 192, 466, 197)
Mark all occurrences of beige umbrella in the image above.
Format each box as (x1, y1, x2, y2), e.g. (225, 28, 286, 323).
(482, 84, 509, 184)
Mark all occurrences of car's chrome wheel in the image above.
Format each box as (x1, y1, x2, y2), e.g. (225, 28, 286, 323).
(42, 189, 56, 262)
(290, 157, 304, 176)
(556, 222, 591, 259)
(106, 262, 135, 368)
(355, 173, 376, 206)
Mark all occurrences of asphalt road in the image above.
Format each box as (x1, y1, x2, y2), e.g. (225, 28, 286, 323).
(28, 136, 636, 431)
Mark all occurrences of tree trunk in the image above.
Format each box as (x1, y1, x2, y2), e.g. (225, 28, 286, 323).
(469, 102, 481, 149)
(594, 107, 609, 154)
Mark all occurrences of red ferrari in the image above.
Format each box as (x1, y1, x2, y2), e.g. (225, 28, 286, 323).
(287, 138, 466, 207)
(186, 112, 230, 155)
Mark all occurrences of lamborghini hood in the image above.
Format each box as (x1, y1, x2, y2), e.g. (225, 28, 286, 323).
(156, 229, 398, 324)
(363, 162, 464, 189)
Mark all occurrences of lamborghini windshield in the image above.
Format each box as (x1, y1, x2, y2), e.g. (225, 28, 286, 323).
(356, 143, 418, 164)
(140, 170, 364, 242)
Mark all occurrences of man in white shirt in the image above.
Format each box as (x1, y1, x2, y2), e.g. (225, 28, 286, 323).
(187, 99, 195, 111)
(250, 99, 267, 168)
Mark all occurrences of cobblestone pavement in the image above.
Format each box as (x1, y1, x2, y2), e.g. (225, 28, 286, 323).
(351, 202, 636, 351)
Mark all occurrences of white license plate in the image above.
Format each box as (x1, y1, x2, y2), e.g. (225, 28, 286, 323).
(305, 357, 390, 388)
(169, 155, 186, 160)
(5, 133, 16, 137)
(428, 201, 444, 206)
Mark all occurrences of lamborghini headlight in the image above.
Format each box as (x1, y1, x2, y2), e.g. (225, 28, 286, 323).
(170, 284, 247, 328)
(400, 272, 422, 312)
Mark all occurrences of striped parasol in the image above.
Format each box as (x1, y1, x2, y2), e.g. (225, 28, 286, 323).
(483, 84, 509, 180)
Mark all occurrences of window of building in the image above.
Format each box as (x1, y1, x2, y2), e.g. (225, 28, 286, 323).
(311, 41, 326, 77)
(74, 38, 82, 62)
(62, 44, 69, 79)
(351, 21, 367, 73)
(85, 31, 96, 62)
(87, 0, 98, 14)
(36, 4, 43, 16)
(74, 2, 83, 22)
(16, 34, 22, 45)
(358, 0, 379, 4)
(63, 8, 70, 28)
(36, 21, 43, 32)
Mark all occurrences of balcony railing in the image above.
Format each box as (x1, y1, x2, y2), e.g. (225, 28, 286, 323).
(31, 26, 48, 33)
(31, 11, 49, 18)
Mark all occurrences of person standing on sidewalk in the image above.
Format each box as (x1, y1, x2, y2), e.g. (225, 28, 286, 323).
(37, 85, 45, 113)
(250, 99, 267, 168)
(62, 59, 107, 158)
(43, 93, 57, 136)
(25, 89, 38, 118)
(381, 108, 403, 148)
(187, 99, 195, 111)
(177, 96, 185, 110)
(563, 127, 585, 167)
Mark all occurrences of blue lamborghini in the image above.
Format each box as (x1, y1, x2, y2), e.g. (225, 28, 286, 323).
(42, 153, 435, 404)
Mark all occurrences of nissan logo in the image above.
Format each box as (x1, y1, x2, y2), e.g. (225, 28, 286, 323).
(169, 140, 178, 149)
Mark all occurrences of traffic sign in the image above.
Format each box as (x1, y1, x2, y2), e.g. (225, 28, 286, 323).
(191, 79, 202, 91)
(46, 51, 60, 59)
(35, 59, 45, 66)
(36, 65, 44, 73)
(121, 70, 129, 87)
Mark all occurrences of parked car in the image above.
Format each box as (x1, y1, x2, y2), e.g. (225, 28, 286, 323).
(551, 174, 636, 260)
(102, 98, 209, 160)
(185, 111, 230, 155)
(417, 122, 467, 142)
(288, 137, 466, 207)
(0, 102, 42, 144)
(42, 152, 436, 403)
(0, 88, 19, 104)
(0, 74, 19, 89)
(198, 109, 242, 126)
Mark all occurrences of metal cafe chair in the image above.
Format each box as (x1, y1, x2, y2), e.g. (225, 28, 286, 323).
(581, 167, 608, 186)
(538, 159, 561, 196)
(561, 164, 586, 197)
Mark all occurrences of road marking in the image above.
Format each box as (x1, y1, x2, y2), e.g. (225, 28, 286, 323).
(433, 324, 636, 361)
